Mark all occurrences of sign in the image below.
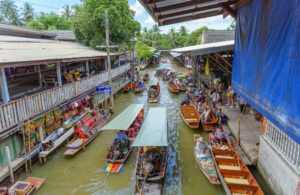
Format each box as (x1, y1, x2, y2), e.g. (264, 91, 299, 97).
(96, 85, 112, 94)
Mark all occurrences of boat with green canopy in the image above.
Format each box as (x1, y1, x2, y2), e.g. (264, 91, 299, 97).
(132, 107, 168, 195)
(101, 104, 144, 173)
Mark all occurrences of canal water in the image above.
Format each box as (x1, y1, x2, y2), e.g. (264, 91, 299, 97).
(19, 57, 264, 195)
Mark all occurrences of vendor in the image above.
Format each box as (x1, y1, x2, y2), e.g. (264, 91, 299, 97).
(210, 126, 228, 146)
(195, 136, 210, 155)
(181, 92, 192, 106)
(74, 68, 81, 81)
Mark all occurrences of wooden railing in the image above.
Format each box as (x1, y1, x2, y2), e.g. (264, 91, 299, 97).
(0, 64, 130, 133)
(264, 122, 300, 173)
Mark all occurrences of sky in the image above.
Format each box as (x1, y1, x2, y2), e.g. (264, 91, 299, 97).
(14, 0, 234, 33)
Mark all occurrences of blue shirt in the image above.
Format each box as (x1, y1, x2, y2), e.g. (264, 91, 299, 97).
(183, 95, 192, 102)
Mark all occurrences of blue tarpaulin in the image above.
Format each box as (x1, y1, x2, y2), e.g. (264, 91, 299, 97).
(232, 0, 300, 143)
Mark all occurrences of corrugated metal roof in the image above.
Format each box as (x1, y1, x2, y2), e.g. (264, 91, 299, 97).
(201, 30, 235, 44)
(42, 30, 76, 41)
(138, 0, 238, 26)
(0, 35, 118, 67)
(0, 23, 55, 38)
(171, 40, 234, 55)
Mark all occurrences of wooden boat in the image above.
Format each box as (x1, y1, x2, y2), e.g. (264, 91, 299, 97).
(64, 111, 110, 156)
(102, 104, 144, 173)
(123, 82, 136, 92)
(193, 134, 220, 185)
(168, 81, 180, 93)
(148, 82, 160, 103)
(179, 84, 187, 92)
(135, 147, 168, 195)
(201, 112, 218, 132)
(180, 105, 200, 129)
(209, 135, 264, 195)
(133, 107, 168, 195)
(134, 82, 145, 93)
(9, 177, 45, 195)
(143, 74, 150, 82)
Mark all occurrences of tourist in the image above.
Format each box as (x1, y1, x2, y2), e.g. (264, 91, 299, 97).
(239, 97, 247, 113)
(211, 90, 220, 103)
(200, 106, 211, 122)
(210, 126, 228, 146)
(181, 92, 192, 106)
(216, 108, 227, 124)
(64, 70, 73, 83)
(74, 68, 81, 81)
(195, 136, 210, 155)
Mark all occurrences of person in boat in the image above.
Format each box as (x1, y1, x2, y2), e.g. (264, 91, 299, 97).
(216, 108, 227, 124)
(211, 102, 217, 114)
(194, 89, 201, 98)
(210, 126, 229, 146)
(200, 106, 211, 122)
(195, 136, 210, 156)
(74, 124, 88, 141)
(181, 92, 192, 106)
(74, 68, 81, 81)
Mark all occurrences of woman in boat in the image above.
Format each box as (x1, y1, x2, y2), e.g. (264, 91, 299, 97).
(210, 126, 229, 146)
(200, 107, 211, 122)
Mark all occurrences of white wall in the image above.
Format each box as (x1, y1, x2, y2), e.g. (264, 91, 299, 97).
(258, 137, 299, 195)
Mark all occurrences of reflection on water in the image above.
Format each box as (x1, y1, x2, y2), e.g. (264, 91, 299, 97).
(19, 58, 225, 195)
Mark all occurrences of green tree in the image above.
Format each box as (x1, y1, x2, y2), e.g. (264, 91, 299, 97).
(0, 0, 21, 25)
(135, 41, 152, 60)
(74, 0, 141, 48)
(185, 26, 208, 46)
(61, 5, 72, 19)
(27, 12, 72, 30)
(179, 26, 188, 36)
(21, 2, 34, 23)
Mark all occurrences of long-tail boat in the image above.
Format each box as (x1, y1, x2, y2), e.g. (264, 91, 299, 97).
(209, 135, 264, 195)
(193, 134, 220, 185)
(132, 107, 168, 195)
(101, 104, 144, 173)
(180, 105, 200, 129)
(148, 82, 160, 103)
(64, 110, 110, 156)
(168, 81, 180, 93)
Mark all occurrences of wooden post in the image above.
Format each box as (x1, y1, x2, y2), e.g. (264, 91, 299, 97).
(0, 67, 10, 103)
(5, 146, 14, 184)
(238, 103, 248, 145)
(56, 64, 62, 87)
(85, 60, 89, 76)
(38, 65, 43, 88)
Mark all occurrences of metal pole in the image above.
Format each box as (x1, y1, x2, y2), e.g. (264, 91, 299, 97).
(5, 146, 14, 184)
(104, 10, 114, 112)
(56, 64, 62, 87)
(85, 60, 89, 76)
(0, 67, 10, 103)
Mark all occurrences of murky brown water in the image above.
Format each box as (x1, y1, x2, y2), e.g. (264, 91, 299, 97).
(19, 57, 226, 195)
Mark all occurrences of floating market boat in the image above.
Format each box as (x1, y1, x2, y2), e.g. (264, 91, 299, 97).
(132, 107, 168, 195)
(148, 82, 160, 103)
(64, 110, 110, 156)
(168, 81, 180, 93)
(193, 134, 220, 185)
(134, 81, 145, 93)
(143, 74, 150, 82)
(123, 82, 136, 92)
(101, 104, 144, 173)
(209, 135, 264, 195)
(180, 105, 200, 129)
(201, 112, 218, 132)
(9, 177, 45, 195)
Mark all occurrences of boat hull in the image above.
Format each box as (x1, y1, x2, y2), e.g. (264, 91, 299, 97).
(180, 105, 200, 129)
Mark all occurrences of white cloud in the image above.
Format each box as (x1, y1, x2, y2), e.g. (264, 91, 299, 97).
(130, 0, 145, 17)
(144, 16, 155, 25)
(141, 15, 234, 33)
